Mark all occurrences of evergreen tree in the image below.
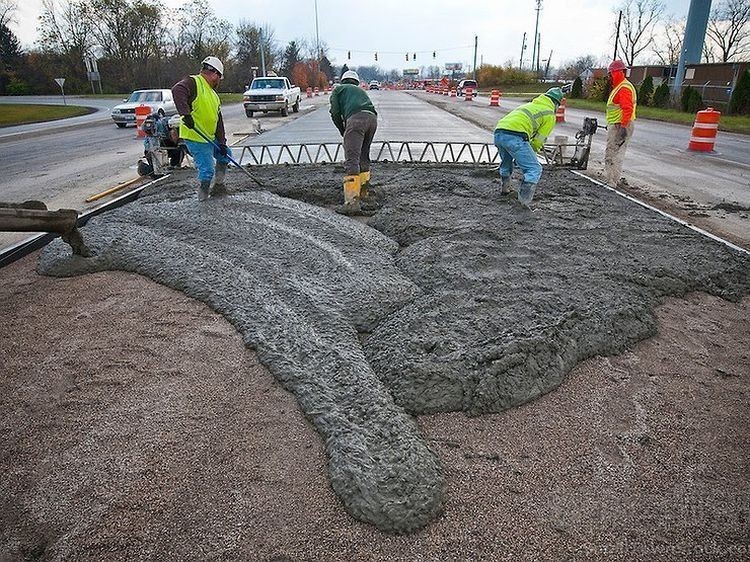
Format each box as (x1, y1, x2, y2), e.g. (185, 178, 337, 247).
(638, 76, 654, 106)
(729, 70, 750, 115)
(280, 40, 301, 80)
(681, 85, 703, 113)
(652, 82, 670, 108)
(570, 76, 583, 98)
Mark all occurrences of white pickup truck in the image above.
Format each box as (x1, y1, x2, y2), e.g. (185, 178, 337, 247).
(242, 76, 302, 117)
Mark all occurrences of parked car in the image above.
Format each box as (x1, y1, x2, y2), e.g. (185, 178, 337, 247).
(456, 79, 478, 98)
(111, 89, 177, 128)
(369, 80, 380, 90)
(242, 76, 301, 117)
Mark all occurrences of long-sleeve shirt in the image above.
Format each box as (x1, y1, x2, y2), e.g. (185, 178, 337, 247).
(329, 84, 377, 135)
(172, 75, 226, 144)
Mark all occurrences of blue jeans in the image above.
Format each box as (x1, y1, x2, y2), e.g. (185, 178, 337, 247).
(183, 139, 232, 182)
(493, 130, 542, 185)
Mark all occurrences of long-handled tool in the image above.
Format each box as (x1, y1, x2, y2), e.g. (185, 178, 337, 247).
(189, 124, 264, 187)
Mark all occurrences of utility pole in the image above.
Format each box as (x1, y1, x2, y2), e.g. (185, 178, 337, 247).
(531, 0, 542, 75)
(613, 10, 622, 60)
(520, 32, 527, 69)
(473, 35, 478, 80)
(260, 28, 266, 76)
(544, 49, 553, 79)
(536, 34, 541, 74)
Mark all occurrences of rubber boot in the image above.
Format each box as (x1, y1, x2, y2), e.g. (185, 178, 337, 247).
(198, 180, 211, 202)
(359, 170, 371, 200)
(500, 175, 512, 195)
(518, 182, 536, 208)
(336, 174, 361, 215)
(212, 162, 228, 196)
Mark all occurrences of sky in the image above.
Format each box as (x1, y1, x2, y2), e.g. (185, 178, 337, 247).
(10, 0, 692, 70)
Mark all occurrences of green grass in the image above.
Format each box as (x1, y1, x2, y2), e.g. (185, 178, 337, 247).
(565, 99, 750, 135)
(0, 104, 93, 127)
(219, 93, 245, 103)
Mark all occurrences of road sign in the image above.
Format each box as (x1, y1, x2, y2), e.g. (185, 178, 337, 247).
(445, 63, 463, 71)
(403, 68, 420, 75)
(54, 78, 67, 105)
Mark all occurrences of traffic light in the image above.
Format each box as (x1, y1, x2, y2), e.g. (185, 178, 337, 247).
(433, 51, 436, 58)
(405, 53, 409, 61)
(375, 52, 378, 61)
(347, 51, 351, 60)
(412, 53, 416, 60)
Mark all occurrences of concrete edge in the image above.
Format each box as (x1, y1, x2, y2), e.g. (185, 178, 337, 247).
(571, 170, 750, 256)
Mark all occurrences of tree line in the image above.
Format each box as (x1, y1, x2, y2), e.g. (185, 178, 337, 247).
(0, 0, 345, 95)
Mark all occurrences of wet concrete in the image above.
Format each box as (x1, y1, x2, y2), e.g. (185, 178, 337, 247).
(37, 163, 750, 533)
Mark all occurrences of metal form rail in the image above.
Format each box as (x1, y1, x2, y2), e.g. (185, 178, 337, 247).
(238, 141, 501, 166)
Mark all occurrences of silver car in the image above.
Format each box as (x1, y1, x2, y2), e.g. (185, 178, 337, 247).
(111, 89, 177, 128)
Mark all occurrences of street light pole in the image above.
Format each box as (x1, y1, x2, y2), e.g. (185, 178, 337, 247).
(531, 0, 542, 74)
(314, 0, 321, 78)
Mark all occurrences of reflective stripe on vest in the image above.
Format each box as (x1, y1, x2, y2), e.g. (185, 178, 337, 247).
(606, 80, 637, 125)
(179, 74, 221, 143)
(519, 107, 555, 141)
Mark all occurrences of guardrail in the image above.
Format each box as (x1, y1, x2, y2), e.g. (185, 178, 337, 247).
(238, 142, 500, 165)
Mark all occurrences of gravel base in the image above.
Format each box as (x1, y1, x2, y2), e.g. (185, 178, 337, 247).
(1, 258, 748, 561)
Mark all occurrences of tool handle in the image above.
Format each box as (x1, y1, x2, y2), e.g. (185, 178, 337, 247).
(189, 123, 264, 187)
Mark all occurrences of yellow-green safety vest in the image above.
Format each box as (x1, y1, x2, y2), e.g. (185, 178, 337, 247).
(606, 80, 637, 125)
(495, 95, 557, 152)
(179, 74, 220, 143)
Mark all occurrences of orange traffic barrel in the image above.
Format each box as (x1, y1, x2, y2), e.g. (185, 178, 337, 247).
(555, 98, 566, 122)
(314, 86, 320, 96)
(306, 87, 313, 98)
(444, 87, 449, 96)
(489, 90, 501, 107)
(688, 107, 721, 152)
(135, 104, 152, 138)
(450, 89, 456, 97)
(465, 87, 473, 101)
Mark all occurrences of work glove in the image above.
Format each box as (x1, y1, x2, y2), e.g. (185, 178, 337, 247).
(616, 124, 628, 144)
(182, 114, 195, 129)
(217, 143, 228, 156)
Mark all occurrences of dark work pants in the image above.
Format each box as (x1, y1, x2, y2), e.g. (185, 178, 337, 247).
(343, 111, 378, 176)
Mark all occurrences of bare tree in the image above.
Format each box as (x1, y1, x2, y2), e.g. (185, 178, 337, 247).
(173, 0, 231, 61)
(0, 0, 17, 28)
(706, 0, 750, 62)
(38, 0, 93, 56)
(652, 16, 684, 65)
(615, 0, 665, 65)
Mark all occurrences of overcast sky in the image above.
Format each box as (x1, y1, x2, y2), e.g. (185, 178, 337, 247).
(12, 0, 692, 69)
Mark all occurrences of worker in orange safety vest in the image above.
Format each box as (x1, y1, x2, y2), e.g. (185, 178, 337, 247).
(604, 59, 637, 187)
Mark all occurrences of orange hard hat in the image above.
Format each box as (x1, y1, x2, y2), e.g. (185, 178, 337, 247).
(608, 60, 627, 74)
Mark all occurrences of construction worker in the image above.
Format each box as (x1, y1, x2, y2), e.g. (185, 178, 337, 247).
(329, 70, 378, 214)
(172, 56, 232, 201)
(604, 60, 637, 187)
(493, 87, 563, 208)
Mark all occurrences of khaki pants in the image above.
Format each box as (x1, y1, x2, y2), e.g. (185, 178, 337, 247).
(343, 111, 378, 176)
(604, 122, 634, 186)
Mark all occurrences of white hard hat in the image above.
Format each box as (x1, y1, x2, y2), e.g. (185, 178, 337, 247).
(202, 56, 224, 76)
(341, 70, 360, 84)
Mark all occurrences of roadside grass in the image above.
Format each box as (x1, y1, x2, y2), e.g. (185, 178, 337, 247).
(0, 104, 93, 127)
(565, 99, 750, 135)
(86, 93, 245, 103)
(219, 93, 245, 103)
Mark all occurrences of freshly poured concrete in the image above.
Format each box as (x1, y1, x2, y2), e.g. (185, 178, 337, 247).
(38, 163, 750, 533)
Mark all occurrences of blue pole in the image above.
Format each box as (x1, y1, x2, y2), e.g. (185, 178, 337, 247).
(672, 0, 712, 97)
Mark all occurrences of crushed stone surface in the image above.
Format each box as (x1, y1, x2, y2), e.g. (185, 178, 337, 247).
(1, 259, 748, 561)
(13, 163, 750, 541)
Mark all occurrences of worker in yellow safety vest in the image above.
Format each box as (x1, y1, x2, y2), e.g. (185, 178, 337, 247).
(493, 87, 563, 208)
(172, 56, 232, 201)
(604, 59, 637, 187)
